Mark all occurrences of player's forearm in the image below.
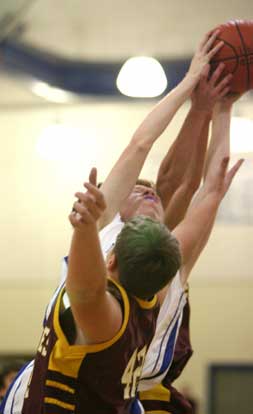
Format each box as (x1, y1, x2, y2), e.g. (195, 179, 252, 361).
(157, 106, 210, 208)
(174, 187, 220, 274)
(204, 105, 232, 180)
(163, 184, 196, 230)
(66, 226, 107, 303)
(133, 75, 197, 148)
(179, 198, 218, 284)
(99, 139, 150, 228)
(182, 106, 231, 243)
(180, 152, 243, 283)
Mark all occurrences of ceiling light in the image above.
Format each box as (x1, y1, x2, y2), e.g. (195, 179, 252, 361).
(116, 57, 167, 98)
(31, 81, 72, 103)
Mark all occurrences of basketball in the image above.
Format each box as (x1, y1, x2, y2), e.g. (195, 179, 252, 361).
(210, 20, 253, 94)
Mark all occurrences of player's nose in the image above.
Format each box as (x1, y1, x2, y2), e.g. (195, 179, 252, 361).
(144, 188, 157, 197)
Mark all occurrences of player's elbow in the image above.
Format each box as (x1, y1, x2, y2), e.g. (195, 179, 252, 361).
(130, 131, 154, 153)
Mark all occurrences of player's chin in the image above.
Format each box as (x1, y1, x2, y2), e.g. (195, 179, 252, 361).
(137, 206, 163, 222)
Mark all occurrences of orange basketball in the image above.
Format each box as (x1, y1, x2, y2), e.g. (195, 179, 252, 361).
(210, 20, 253, 94)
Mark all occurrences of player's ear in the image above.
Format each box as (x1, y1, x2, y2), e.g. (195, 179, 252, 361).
(106, 252, 117, 271)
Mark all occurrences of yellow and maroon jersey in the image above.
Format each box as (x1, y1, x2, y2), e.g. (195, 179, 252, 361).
(21, 278, 159, 414)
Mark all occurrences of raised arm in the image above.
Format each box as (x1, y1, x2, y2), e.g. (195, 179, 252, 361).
(156, 63, 232, 230)
(66, 168, 122, 344)
(173, 97, 243, 286)
(98, 31, 224, 229)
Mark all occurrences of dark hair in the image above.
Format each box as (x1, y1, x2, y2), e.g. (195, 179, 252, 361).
(0, 361, 24, 389)
(114, 216, 181, 299)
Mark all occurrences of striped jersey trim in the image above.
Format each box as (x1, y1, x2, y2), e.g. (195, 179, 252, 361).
(139, 383, 171, 402)
(44, 397, 75, 411)
(45, 380, 75, 394)
(47, 370, 77, 389)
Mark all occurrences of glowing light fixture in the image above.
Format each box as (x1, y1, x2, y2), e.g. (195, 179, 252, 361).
(231, 117, 253, 153)
(31, 81, 72, 103)
(36, 123, 85, 161)
(116, 56, 167, 98)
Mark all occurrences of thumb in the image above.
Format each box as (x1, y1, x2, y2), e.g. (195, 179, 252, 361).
(226, 158, 244, 185)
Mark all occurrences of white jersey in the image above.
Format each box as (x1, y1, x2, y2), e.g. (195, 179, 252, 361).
(138, 273, 186, 390)
(0, 214, 186, 413)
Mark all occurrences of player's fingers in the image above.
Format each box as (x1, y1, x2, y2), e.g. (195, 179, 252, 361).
(75, 191, 96, 205)
(89, 167, 97, 186)
(219, 156, 230, 179)
(209, 62, 225, 86)
(199, 29, 219, 51)
(214, 74, 233, 95)
(69, 211, 84, 227)
(83, 183, 106, 209)
(200, 29, 220, 53)
(71, 205, 93, 225)
(77, 195, 100, 218)
(207, 41, 224, 60)
(226, 158, 244, 184)
(200, 63, 210, 79)
(73, 193, 104, 221)
(88, 203, 104, 221)
(77, 198, 103, 221)
(73, 200, 90, 215)
(218, 86, 231, 98)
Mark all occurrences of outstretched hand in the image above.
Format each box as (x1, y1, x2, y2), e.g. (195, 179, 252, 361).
(220, 157, 244, 198)
(191, 63, 232, 112)
(187, 30, 224, 86)
(209, 157, 244, 200)
(69, 167, 106, 230)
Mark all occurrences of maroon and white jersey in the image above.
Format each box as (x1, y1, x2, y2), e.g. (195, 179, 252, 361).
(21, 278, 159, 414)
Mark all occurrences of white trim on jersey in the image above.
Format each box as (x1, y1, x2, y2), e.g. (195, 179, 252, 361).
(0, 361, 34, 414)
(138, 272, 186, 390)
(99, 213, 124, 258)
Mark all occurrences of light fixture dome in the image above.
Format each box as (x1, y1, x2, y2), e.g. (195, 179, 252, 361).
(116, 56, 167, 98)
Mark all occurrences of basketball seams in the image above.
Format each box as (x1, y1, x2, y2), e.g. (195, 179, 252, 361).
(212, 52, 253, 62)
(211, 56, 238, 74)
(211, 21, 253, 92)
(211, 37, 239, 74)
(235, 21, 250, 90)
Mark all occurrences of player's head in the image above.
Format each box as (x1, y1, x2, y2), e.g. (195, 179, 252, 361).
(0, 361, 23, 400)
(120, 179, 164, 223)
(109, 215, 181, 299)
